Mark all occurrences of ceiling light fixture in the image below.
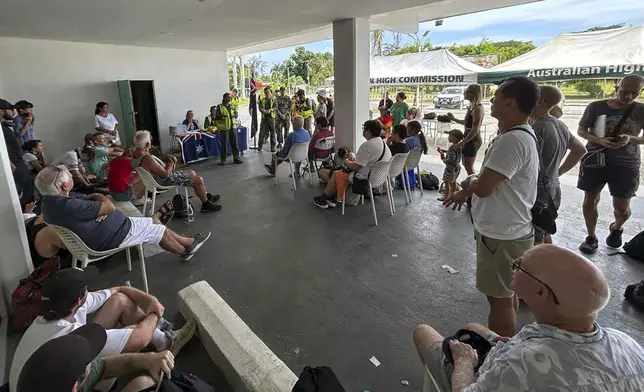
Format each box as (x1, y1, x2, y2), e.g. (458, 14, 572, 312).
(160, 32, 175, 35)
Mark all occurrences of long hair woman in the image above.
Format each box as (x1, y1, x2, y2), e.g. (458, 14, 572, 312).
(94, 102, 120, 146)
(447, 84, 484, 176)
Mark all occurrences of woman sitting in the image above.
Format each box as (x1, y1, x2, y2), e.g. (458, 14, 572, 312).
(405, 120, 428, 154)
(183, 110, 205, 132)
(389, 125, 410, 155)
(309, 116, 334, 163)
(22, 139, 46, 174)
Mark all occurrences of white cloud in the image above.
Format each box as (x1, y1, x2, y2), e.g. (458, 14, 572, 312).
(422, 0, 644, 32)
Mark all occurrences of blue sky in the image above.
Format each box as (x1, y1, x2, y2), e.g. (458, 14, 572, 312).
(254, 0, 644, 66)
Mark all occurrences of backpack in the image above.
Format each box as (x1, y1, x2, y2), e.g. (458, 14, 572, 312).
(172, 193, 194, 219)
(610, 231, 644, 262)
(11, 256, 62, 330)
(292, 366, 346, 392)
(625, 280, 644, 313)
(418, 171, 440, 190)
(142, 371, 214, 392)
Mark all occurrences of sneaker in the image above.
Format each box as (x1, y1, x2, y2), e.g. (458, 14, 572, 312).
(326, 199, 337, 208)
(200, 201, 222, 213)
(166, 319, 197, 356)
(234, 157, 243, 164)
(579, 236, 599, 254)
(313, 196, 329, 209)
(157, 317, 174, 332)
(219, 161, 226, 166)
(437, 196, 446, 201)
(606, 223, 624, 248)
(181, 232, 211, 261)
(131, 197, 148, 206)
(264, 164, 275, 176)
(206, 193, 221, 203)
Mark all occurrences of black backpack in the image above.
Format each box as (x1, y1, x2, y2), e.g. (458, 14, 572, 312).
(172, 193, 194, 219)
(418, 172, 440, 190)
(292, 366, 346, 392)
(610, 231, 644, 262)
(625, 280, 644, 313)
(141, 371, 214, 392)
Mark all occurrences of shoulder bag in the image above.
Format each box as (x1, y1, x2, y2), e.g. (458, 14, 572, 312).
(582, 103, 635, 169)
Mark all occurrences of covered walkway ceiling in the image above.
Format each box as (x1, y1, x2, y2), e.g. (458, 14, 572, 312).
(0, 0, 539, 53)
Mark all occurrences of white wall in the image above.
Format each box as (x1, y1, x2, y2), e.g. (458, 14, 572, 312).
(0, 37, 229, 159)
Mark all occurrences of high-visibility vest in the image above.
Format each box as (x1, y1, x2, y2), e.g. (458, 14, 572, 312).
(296, 98, 313, 119)
(214, 104, 233, 130)
(230, 97, 239, 118)
(259, 97, 276, 118)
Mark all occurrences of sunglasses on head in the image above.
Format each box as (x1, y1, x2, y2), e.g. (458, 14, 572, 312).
(512, 257, 559, 305)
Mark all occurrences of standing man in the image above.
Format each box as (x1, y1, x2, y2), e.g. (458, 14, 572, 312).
(443, 76, 540, 337)
(258, 87, 277, 152)
(532, 86, 586, 244)
(1, 99, 35, 208)
(230, 88, 240, 124)
(326, 93, 335, 131)
(577, 75, 644, 254)
(378, 92, 394, 112)
(214, 93, 243, 165)
(276, 86, 292, 149)
(294, 89, 314, 135)
(13, 100, 36, 149)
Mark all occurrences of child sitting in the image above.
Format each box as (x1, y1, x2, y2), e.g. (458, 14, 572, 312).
(405, 120, 428, 154)
(437, 129, 464, 201)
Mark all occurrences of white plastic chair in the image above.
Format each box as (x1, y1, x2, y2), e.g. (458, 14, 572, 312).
(275, 142, 311, 189)
(309, 136, 335, 174)
(342, 160, 393, 226)
(135, 167, 192, 221)
(388, 152, 410, 210)
(405, 148, 424, 197)
(50, 224, 149, 293)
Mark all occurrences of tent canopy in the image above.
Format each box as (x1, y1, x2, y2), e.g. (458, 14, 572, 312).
(479, 26, 644, 83)
(370, 49, 487, 85)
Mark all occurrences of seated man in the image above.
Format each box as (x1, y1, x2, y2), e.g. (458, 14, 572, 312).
(264, 115, 311, 176)
(313, 119, 391, 209)
(22, 139, 46, 174)
(10, 268, 197, 392)
(50, 148, 95, 190)
(35, 165, 210, 260)
(130, 130, 221, 213)
(16, 323, 192, 392)
(86, 132, 123, 179)
(412, 244, 644, 391)
(308, 116, 334, 163)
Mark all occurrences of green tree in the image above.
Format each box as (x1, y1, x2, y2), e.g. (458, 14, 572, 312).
(578, 24, 626, 33)
(245, 54, 267, 76)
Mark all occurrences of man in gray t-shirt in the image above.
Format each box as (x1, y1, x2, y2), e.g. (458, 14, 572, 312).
(531, 86, 587, 244)
(577, 75, 644, 254)
(413, 244, 644, 392)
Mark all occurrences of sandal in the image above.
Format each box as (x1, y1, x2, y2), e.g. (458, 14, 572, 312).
(156, 200, 174, 225)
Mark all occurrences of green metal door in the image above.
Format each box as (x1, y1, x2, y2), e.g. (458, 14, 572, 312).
(117, 80, 136, 147)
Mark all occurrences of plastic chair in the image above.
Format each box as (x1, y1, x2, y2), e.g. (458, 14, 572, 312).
(50, 224, 149, 293)
(309, 136, 335, 175)
(275, 142, 311, 190)
(388, 152, 410, 210)
(341, 160, 393, 226)
(405, 148, 424, 197)
(135, 167, 192, 221)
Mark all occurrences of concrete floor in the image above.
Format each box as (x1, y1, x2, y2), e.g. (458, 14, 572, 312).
(94, 151, 644, 392)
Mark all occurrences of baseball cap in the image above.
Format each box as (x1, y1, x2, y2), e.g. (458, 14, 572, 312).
(14, 100, 34, 110)
(0, 99, 15, 110)
(17, 323, 107, 392)
(40, 267, 98, 319)
(445, 129, 465, 141)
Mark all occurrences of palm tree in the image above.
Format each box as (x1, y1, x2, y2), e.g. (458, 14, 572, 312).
(371, 30, 384, 56)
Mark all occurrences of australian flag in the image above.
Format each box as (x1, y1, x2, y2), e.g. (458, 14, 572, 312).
(181, 132, 218, 163)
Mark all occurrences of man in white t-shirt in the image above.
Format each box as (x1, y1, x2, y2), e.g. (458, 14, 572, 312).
(50, 148, 93, 188)
(444, 76, 540, 337)
(9, 268, 196, 392)
(313, 119, 391, 209)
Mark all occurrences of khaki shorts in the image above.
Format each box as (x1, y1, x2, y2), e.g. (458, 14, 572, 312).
(475, 230, 533, 298)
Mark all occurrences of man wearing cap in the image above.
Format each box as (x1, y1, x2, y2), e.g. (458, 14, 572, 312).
(13, 100, 36, 148)
(17, 323, 180, 392)
(294, 89, 314, 135)
(1, 98, 36, 207)
(275, 86, 292, 149)
(10, 268, 197, 392)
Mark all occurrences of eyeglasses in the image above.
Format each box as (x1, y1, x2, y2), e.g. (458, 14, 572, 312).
(512, 257, 559, 305)
(48, 165, 67, 193)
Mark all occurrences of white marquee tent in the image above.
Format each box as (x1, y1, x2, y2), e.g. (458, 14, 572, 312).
(370, 49, 487, 85)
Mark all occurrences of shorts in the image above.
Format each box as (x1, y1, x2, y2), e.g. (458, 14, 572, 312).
(160, 171, 193, 187)
(462, 134, 482, 158)
(442, 167, 460, 182)
(120, 217, 166, 247)
(329, 116, 335, 127)
(475, 230, 534, 298)
(422, 329, 497, 392)
(98, 328, 133, 357)
(110, 187, 133, 202)
(577, 164, 639, 199)
(534, 185, 562, 243)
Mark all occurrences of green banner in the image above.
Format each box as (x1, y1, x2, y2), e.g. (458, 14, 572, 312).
(478, 64, 644, 84)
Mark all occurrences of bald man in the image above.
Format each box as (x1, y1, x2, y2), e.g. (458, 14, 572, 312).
(413, 244, 644, 391)
(577, 75, 644, 254)
(531, 86, 586, 244)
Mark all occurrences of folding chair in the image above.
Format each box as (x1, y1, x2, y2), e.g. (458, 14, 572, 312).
(275, 142, 311, 190)
(387, 152, 411, 210)
(135, 167, 192, 221)
(405, 148, 424, 197)
(50, 225, 149, 293)
(341, 160, 393, 226)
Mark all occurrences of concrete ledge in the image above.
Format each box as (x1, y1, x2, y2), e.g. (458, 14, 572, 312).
(178, 281, 298, 392)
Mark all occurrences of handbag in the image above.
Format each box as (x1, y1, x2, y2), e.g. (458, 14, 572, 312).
(11, 256, 62, 330)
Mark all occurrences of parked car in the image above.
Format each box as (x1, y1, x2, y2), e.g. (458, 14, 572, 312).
(433, 86, 469, 110)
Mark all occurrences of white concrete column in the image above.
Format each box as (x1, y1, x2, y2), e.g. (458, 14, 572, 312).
(332, 18, 370, 150)
(0, 134, 33, 314)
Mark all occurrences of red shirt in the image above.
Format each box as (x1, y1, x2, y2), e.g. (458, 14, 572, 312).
(108, 157, 133, 193)
(309, 128, 335, 159)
